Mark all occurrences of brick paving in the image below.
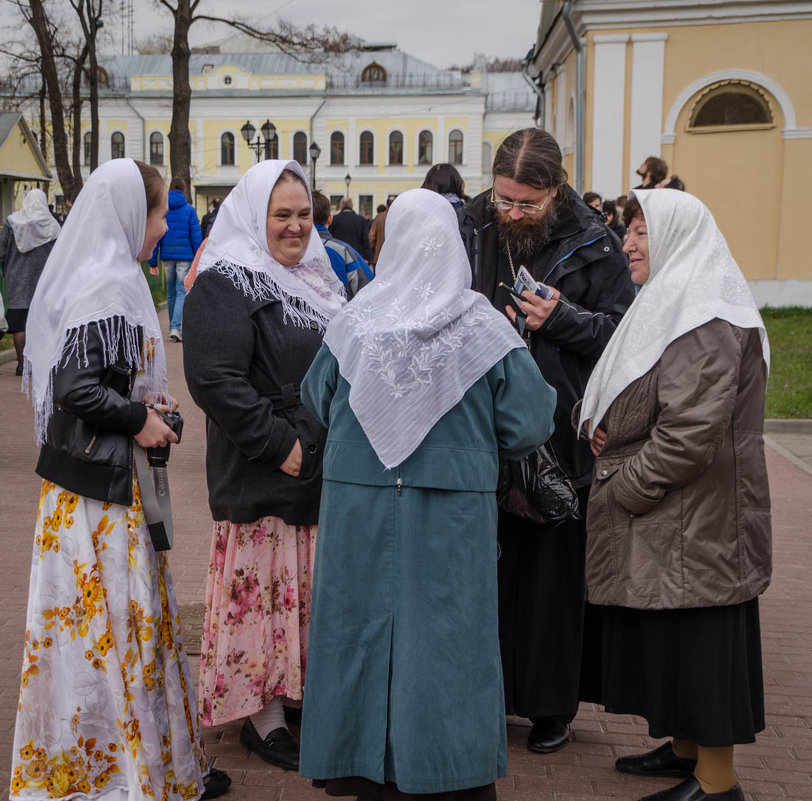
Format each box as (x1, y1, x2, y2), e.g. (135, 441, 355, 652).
(1, 311, 811, 801)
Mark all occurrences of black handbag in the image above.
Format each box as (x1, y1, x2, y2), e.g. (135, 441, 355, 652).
(496, 443, 580, 526)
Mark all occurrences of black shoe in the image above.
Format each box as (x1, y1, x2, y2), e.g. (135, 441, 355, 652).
(283, 704, 302, 726)
(240, 719, 300, 770)
(201, 768, 232, 799)
(527, 719, 570, 753)
(617, 742, 698, 778)
(15, 363, 23, 376)
(638, 776, 744, 801)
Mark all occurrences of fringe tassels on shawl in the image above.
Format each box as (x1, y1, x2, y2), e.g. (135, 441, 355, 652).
(212, 260, 335, 333)
(24, 317, 167, 446)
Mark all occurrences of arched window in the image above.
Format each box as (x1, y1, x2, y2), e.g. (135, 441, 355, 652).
(448, 130, 463, 165)
(293, 131, 308, 165)
(149, 132, 164, 165)
(688, 81, 773, 129)
(111, 131, 125, 159)
(330, 131, 344, 165)
(83, 131, 91, 166)
(359, 131, 374, 165)
(221, 132, 235, 166)
(418, 130, 433, 165)
(388, 131, 403, 165)
(361, 61, 387, 83)
(481, 141, 492, 173)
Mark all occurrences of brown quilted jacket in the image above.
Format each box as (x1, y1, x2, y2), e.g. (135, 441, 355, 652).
(584, 319, 772, 610)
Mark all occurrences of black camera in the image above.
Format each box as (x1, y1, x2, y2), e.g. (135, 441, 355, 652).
(146, 410, 184, 467)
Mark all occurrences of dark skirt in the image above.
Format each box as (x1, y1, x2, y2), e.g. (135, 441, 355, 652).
(313, 778, 495, 801)
(584, 598, 765, 746)
(5, 308, 28, 333)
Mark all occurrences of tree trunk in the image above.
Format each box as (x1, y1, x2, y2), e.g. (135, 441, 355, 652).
(71, 44, 89, 181)
(27, 0, 80, 200)
(85, 1, 100, 170)
(38, 79, 47, 154)
(169, 0, 192, 197)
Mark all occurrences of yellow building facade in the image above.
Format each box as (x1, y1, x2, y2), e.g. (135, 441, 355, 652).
(528, 0, 812, 305)
(12, 46, 533, 222)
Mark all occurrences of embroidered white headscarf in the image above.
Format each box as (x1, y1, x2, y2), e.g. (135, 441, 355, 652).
(7, 188, 61, 253)
(24, 159, 168, 444)
(579, 189, 769, 437)
(196, 160, 345, 331)
(325, 188, 526, 469)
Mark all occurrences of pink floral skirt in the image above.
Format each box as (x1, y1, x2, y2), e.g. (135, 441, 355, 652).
(197, 516, 316, 727)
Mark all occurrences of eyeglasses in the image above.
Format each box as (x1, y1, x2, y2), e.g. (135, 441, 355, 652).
(490, 190, 550, 216)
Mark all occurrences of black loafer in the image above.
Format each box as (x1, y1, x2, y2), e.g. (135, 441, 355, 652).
(201, 768, 232, 799)
(617, 742, 697, 778)
(638, 776, 744, 801)
(527, 719, 570, 753)
(240, 719, 300, 770)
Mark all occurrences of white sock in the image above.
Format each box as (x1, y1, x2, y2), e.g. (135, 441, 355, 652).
(250, 696, 287, 739)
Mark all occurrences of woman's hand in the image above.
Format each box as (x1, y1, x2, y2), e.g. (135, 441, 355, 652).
(142, 393, 179, 412)
(279, 439, 303, 477)
(134, 405, 179, 449)
(149, 266, 159, 277)
(505, 287, 561, 331)
(589, 425, 607, 457)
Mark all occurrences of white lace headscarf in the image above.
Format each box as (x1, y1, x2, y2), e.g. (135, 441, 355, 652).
(24, 158, 169, 444)
(324, 188, 526, 469)
(579, 189, 769, 437)
(196, 160, 345, 331)
(7, 188, 61, 253)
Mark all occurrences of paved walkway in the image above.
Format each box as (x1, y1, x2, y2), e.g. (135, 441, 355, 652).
(1, 313, 811, 801)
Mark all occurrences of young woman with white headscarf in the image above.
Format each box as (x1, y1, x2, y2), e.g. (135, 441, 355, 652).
(0, 188, 61, 375)
(298, 188, 557, 801)
(577, 189, 771, 801)
(182, 160, 345, 771)
(11, 159, 228, 801)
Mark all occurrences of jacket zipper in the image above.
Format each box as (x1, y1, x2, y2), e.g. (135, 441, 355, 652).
(396, 477, 402, 496)
(543, 232, 608, 283)
(84, 433, 97, 454)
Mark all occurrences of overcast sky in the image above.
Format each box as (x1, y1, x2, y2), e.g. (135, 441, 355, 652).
(132, 0, 542, 68)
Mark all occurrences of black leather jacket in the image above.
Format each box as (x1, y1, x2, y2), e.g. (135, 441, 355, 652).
(36, 321, 149, 505)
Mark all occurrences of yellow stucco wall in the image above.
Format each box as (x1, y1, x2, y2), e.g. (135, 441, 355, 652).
(0, 124, 48, 180)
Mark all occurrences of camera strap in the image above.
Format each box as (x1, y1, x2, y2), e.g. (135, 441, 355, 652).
(133, 446, 174, 551)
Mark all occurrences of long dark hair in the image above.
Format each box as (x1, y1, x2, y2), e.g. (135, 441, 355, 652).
(421, 163, 467, 200)
(493, 128, 568, 190)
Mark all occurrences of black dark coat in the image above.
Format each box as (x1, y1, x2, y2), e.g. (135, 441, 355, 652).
(36, 321, 148, 506)
(328, 209, 371, 261)
(459, 186, 635, 487)
(182, 268, 327, 525)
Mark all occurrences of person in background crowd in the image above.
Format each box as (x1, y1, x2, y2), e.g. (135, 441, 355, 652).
(299, 188, 557, 801)
(0, 188, 60, 376)
(183, 160, 345, 773)
(328, 196, 370, 262)
(615, 194, 628, 220)
(602, 199, 626, 242)
(10, 158, 229, 801)
(635, 157, 668, 189)
(657, 175, 686, 191)
(149, 176, 202, 342)
(459, 127, 634, 756)
(582, 191, 602, 211)
(421, 162, 469, 210)
(579, 188, 771, 801)
(311, 191, 373, 300)
(46, 203, 62, 224)
(368, 195, 396, 267)
(201, 197, 221, 238)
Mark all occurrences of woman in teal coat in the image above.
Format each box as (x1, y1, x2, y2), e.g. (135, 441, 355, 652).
(299, 189, 557, 801)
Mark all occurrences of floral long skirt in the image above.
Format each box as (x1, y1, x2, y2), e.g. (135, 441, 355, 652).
(10, 480, 208, 801)
(198, 517, 316, 726)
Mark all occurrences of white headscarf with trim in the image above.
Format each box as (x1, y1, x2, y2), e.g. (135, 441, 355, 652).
(579, 189, 769, 437)
(196, 160, 345, 331)
(324, 188, 526, 469)
(24, 159, 168, 444)
(7, 188, 61, 253)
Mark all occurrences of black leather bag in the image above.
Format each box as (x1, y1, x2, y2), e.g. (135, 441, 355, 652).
(496, 443, 580, 526)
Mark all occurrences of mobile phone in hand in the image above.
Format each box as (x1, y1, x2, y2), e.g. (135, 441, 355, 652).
(514, 265, 554, 300)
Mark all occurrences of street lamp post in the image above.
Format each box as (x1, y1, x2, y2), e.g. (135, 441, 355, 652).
(344, 172, 352, 199)
(309, 141, 321, 189)
(240, 119, 277, 163)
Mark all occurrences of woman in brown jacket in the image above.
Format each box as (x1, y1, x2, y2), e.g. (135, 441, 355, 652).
(578, 189, 771, 801)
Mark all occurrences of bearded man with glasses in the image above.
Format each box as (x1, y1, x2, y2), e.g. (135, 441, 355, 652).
(459, 128, 634, 755)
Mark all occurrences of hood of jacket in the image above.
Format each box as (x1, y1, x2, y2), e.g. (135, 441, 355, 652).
(168, 189, 188, 209)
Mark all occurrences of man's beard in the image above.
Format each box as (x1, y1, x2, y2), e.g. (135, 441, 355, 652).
(497, 205, 559, 261)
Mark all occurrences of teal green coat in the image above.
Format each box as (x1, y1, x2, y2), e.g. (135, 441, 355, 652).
(299, 344, 556, 794)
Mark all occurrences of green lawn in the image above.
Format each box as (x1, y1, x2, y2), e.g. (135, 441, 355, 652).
(762, 307, 812, 419)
